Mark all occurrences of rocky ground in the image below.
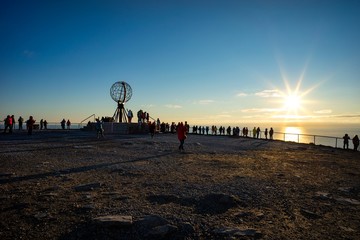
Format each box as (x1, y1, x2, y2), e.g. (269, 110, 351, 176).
(0, 130, 359, 239)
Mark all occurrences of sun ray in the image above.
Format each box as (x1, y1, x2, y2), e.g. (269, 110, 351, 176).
(266, 57, 325, 122)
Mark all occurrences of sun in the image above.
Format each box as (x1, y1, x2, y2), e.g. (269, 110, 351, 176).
(284, 94, 301, 111)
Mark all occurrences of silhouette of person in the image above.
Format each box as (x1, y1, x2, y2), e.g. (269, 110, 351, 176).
(61, 119, 66, 130)
(352, 135, 359, 151)
(96, 118, 104, 139)
(27, 116, 35, 135)
(127, 109, 133, 123)
(269, 127, 274, 140)
(3, 115, 13, 133)
(265, 128, 268, 139)
(18, 116, 24, 130)
(11, 115, 15, 131)
(256, 127, 261, 139)
(149, 121, 156, 138)
(343, 133, 350, 149)
(40, 119, 44, 130)
(44, 120, 48, 129)
(177, 122, 187, 151)
(67, 119, 71, 129)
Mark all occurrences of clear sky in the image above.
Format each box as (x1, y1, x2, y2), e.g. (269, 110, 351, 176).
(1, 0, 359, 126)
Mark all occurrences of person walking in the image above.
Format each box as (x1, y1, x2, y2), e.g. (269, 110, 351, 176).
(66, 119, 71, 130)
(177, 122, 187, 151)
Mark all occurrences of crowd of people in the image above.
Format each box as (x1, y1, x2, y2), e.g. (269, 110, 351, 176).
(343, 133, 359, 151)
(2, 112, 359, 152)
(189, 125, 274, 139)
(2, 114, 73, 135)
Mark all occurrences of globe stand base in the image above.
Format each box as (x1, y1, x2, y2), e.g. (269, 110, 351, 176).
(113, 102, 128, 123)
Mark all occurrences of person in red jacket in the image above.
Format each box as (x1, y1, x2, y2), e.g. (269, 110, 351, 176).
(177, 122, 187, 151)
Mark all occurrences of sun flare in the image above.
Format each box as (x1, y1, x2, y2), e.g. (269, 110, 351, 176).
(284, 94, 301, 111)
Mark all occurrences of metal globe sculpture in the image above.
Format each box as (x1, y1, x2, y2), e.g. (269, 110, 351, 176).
(110, 81, 132, 104)
(110, 81, 132, 122)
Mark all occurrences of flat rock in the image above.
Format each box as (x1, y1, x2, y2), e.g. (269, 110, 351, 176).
(300, 208, 322, 219)
(74, 182, 102, 192)
(135, 215, 169, 229)
(314, 191, 331, 200)
(148, 224, 178, 237)
(93, 215, 133, 226)
(335, 197, 360, 205)
(214, 227, 262, 237)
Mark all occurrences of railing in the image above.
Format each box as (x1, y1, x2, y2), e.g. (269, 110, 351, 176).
(189, 128, 358, 151)
(78, 114, 96, 128)
(270, 131, 352, 149)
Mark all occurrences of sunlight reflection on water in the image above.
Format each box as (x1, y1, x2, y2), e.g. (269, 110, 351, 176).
(283, 126, 302, 142)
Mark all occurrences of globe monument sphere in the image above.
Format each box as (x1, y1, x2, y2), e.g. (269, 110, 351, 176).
(110, 81, 132, 122)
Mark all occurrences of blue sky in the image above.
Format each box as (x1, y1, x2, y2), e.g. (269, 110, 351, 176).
(1, 0, 359, 125)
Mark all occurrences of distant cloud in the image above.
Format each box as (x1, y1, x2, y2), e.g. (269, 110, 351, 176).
(195, 99, 215, 105)
(242, 108, 279, 113)
(165, 104, 182, 109)
(236, 92, 248, 97)
(314, 109, 332, 114)
(255, 89, 281, 98)
(332, 114, 360, 118)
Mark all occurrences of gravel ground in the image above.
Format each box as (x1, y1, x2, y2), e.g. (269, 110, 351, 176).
(1, 130, 360, 239)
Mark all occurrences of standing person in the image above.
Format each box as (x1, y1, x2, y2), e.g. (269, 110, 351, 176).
(265, 128, 268, 139)
(40, 119, 44, 130)
(149, 121, 156, 138)
(127, 109, 133, 123)
(96, 118, 104, 139)
(256, 127, 261, 139)
(44, 120, 48, 129)
(137, 109, 143, 124)
(11, 115, 15, 131)
(3, 115, 12, 133)
(18, 116, 24, 130)
(269, 127, 274, 140)
(343, 133, 350, 149)
(66, 119, 71, 129)
(177, 122, 187, 151)
(352, 135, 359, 151)
(61, 119, 66, 130)
(156, 118, 161, 131)
(253, 127, 257, 138)
(27, 116, 35, 135)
